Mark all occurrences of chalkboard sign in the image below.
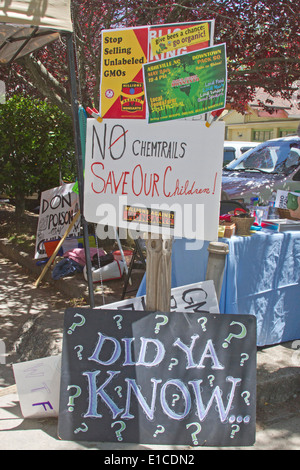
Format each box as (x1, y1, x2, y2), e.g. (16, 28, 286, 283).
(58, 308, 256, 447)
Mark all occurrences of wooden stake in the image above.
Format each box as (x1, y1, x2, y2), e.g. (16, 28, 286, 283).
(34, 211, 81, 288)
(145, 234, 173, 312)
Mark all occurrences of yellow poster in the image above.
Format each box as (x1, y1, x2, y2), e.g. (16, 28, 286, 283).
(100, 27, 148, 119)
(151, 23, 209, 56)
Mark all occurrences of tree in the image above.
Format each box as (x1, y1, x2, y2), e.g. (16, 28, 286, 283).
(0, 95, 76, 217)
(0, 0, 299, 114)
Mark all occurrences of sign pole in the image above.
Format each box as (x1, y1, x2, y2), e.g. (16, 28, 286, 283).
(145, 235, 173, 312)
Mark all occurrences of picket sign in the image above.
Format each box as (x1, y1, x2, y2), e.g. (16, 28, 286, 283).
(35, 211, 80, 288)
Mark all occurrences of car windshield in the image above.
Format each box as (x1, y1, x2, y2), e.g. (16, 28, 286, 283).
(225, 139, 300, 174)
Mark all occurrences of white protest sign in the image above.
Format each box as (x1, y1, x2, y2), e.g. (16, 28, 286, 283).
(35, 183, 80, 259)
(12, 355, 61, 418)
(84, 119, 224, 240)
(97, 280, 220, 314)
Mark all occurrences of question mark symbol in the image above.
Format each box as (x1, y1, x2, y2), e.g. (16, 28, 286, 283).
(240, 353, 249, 366)
(172, 393, 180, 407)
(208, 374, 215, 387)
(67, 385, 81, 412)
(230, 424, 240, 439)
(74, 422, 88, 434)
(186, 422, 202, 445)
(113, 314, 123, 330)
(223, 321, 247, 348)
(154, 314, 169, 334)
(114, 386, 122, 397)
(74, 345, 83, 360)
(168, 358, 178, 371)
(111, 420, 126, 441)
(153, 425, 165, 437)
(241, 391, 251, 406)
(68, 313, 86, 335)
(197, 317, 207, 331)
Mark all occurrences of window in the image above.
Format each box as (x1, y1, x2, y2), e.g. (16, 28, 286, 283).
(252, 130, 274, 142)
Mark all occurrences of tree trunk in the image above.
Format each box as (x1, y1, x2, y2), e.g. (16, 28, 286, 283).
(14, 191, 26, 220)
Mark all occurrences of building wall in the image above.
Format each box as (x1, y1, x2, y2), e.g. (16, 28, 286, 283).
(223, 108, 299, 142)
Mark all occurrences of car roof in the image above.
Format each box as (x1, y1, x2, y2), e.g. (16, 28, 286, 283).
(266, 135, 300, 143)
(224, 141, 257, 146)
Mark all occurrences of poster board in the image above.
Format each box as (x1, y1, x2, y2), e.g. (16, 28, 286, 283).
(143, 43, 227, 123)
(100, 21, 215, 120)
(83, 119, 224, 240)
(35, 183, 81, 259)
(13, 355, 61, 418)
(97, 280, 219, 314)
(58, 308, 256, 446)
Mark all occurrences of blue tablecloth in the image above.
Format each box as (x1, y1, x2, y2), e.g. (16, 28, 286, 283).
(137, 232, 300, 346)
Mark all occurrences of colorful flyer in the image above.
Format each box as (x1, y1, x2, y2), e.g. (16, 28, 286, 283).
(100, 26, 148, 119)
(149, 21, 212, 59)
(99, 21, 214, 120)
(143, 43, 227, 123)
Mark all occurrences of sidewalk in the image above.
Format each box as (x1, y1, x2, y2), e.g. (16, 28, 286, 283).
(0, 240, 300, 450)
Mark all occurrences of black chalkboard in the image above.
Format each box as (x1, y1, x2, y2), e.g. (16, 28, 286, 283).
(58, 308, 256, 447)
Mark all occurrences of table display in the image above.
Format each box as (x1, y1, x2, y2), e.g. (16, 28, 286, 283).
(137, 231, 300, 346)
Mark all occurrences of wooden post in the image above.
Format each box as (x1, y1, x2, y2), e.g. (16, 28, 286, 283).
(205, 241, 229, 303)
(145, 235, 173, 312)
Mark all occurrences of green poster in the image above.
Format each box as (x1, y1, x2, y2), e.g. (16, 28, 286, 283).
(143, 43, 227, 123)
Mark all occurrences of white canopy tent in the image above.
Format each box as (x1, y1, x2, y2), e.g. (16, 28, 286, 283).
(0, 0, 73, 63)
(0, 0, 95, 306)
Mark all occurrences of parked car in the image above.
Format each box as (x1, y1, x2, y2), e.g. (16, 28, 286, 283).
(222, 135, 300, 204)
(223, 141, 258, 166)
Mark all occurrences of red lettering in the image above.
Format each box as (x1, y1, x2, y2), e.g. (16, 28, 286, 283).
(152, 173, 160, 197)
(132, 164, 143, 196)
(122, 171, 130, 195)
(91, 162, 105, 194)
(163, 166, 172, 197)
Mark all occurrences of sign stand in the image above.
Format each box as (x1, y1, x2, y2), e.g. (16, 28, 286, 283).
(145, 235, 173, 312)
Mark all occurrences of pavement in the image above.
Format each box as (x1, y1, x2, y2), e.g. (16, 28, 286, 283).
(0, 238, 300, 450)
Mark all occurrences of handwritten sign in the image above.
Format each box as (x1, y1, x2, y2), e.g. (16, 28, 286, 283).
(58, 308, 256, 446)
(143, 43, 227, 123)
(12, 355, 61, 418)
(34, 183, 80, 259)
(97, 280, 219, 314)
(84, 119, 224, 240)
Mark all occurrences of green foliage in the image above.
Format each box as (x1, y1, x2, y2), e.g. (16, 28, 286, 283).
(0, 94, 76, 212)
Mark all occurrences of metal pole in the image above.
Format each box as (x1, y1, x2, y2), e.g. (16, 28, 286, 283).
(66, 32, 95, 307)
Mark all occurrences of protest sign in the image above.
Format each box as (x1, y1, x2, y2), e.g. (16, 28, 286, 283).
(99, 21, 215, 120)
(13, 355, 61, 418)
(149, 21, 214, 61)
(100, 26, 148, 120)
(143, 43, 227, 123)
(58, 308, 256, 446)
(83, 119, 224, 240)
(97, 280, 220, 314)
(34, 183, 80, 259)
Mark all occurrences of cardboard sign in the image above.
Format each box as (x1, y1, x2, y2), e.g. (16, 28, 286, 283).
(143, 43, 227, 123)
(97, 280, 220, 314)
(83, 119, 224, 240)
(13, 355, 61, 418)
(58, 308, 256, 446)
(35, 183, 80, 259)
